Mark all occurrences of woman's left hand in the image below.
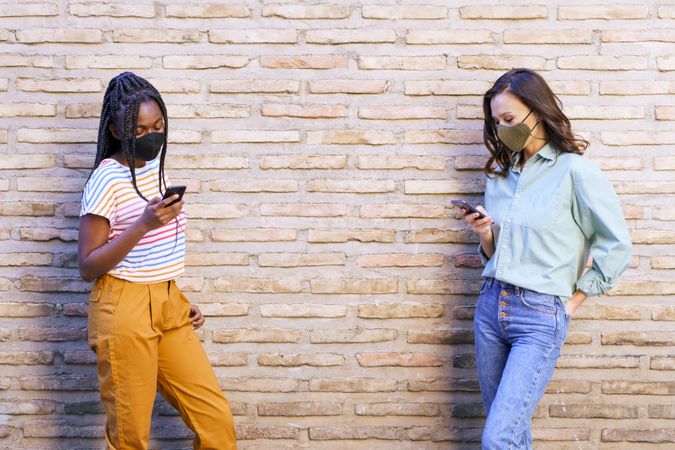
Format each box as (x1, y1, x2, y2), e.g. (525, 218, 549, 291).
(189, 304, 205, 329)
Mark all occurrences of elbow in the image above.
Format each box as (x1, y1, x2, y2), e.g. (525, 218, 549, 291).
(78, 261, 97, 282)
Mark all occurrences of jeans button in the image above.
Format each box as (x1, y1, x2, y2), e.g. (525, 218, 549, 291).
(500, 290, 508, 297)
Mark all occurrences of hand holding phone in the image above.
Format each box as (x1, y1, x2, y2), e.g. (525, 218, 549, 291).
(451, 200, 486, 219)
(162, 185, 186, 207)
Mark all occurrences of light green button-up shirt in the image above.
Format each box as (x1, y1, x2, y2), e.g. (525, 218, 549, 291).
(478, 143, 632, 300)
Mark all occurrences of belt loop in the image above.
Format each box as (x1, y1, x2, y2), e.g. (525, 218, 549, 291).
(487, 277, 494, 288)
(515, 285, 521, 296)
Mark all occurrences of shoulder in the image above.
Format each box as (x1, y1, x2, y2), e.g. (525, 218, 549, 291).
(554, 152, 603, 180)
(85, 159, 128, 192)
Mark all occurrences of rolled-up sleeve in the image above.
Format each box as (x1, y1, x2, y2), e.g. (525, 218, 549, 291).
(572, 160, 632, 296)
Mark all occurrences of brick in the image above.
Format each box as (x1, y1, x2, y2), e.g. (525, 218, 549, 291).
(213, 328, 300, 344)
(20, 228, 77, 242)
(209, 29, 297, 44)
(63, 351, 96, 364)
(358, 105, 447, 120)
(186, 204, 248, 219)
(219, 378, 298, 393)
(17, 78, 101, 93)
(0, 253, 52, 266)
(360, 204, 444, 218)
(307, 130, 396, 145)
(601, 80, 675, 95)
(407, 378, 480, 392)
(656, 106, 675, 121)
(237, 424, 299, 440)
(652, 305, 675, 320)
(210, 179, 297, 193)
(358, 154, 446, 170)
(0, 3, 58, 16)
(260, 155, 346, 169)
(565, 105, 645, 120)
(260, 304, 346, 318)
(460, 5, 548, 19)
(166, 155, 248, 170)
(65, 55, 152, 69)
(18, 128, 96, 143)
(0, 303, 54, 317)
(258, 253, 345, 267)
(307, 229, 395, 243)
(0, 154, 55, 169)
(309, 425, 403, 440)
(211, 228, 297, 242)
(261, 103, 347, 118)
(549, 403, 638, 419)
(0, 203, 55, 216)
(558, 56, 648, 70)
(602, 332, 673, 346)
(210, 79, 299, 94)
(185, 252, 249, 266)
(19, 327, 86, 342)
(199, 303, 249, 317)
(0, 351, 54, 365)
(658, 56, 675, 71)
(558, 6, 649, 20)
(650, 356, 675, 370)
(207, 353, 248, 366)
(407, 329, 474, 344)
(602, 381, 675, 395)
(405, 229, 475, 244)
(258, 402, 342, 416)
(546, 380, 593, 394)
(261, 55, 347, 69)
(504, 29, 593, 44)
(654, 156, 675, 170)
(213, 277, 302, 293)
(406, 30, 493, 44)
(605, 305, 641, 320)
(115, 29, 201, 43)
(165, 4, 250, 18)
(603, 29, 675, 43)
(163, 55, 248, 69)
(261, 203, 346, 217)
(169, 104, 250, 119)
(357, 254, 444, 267)
(212, 130, 298, 143)
(308, 179, 396, 193)
(556, 354, 641, 368)
(405, 179, 484, 194)
(362, 5, 447, 19)
(70, 3, 154, 17)
(358, 56, 446, 70)
(18, 177, 84, 192)
(0, 54, 53, 68)
(308, 79, 388, 94)
(309, 378, 397, 393)
(404, 80, 490, 96)
(355, 402, 440, 416)
(16, 28, 102, 43)
(356, 352, 443, 367)
(649, 404, 675, 418)
(307, 29, 396, 44)
(601, 428, 675, 443)
(263, 4, 350, 19)
(404, 129, 483, 144)
(311, 278, 397, 294)
(0, 400, 57, 414)
(407, 279, 480, 295)
(458, 55, 546, 70)
(358, 303, 444, 319)
(659, 6, 675, 18)
(310, 328, 397, 343)
(257, 353, 344, 367)
(147, 78, 201, 93)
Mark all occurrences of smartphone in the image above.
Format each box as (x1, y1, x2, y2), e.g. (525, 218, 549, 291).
(162, 185, 186, 207)
(451, 200, 486, 219)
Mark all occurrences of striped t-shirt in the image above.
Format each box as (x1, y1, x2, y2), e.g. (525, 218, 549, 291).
(80, 157, 186, 283)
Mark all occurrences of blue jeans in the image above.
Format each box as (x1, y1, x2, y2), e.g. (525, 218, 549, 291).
(474, 277, 570, 450)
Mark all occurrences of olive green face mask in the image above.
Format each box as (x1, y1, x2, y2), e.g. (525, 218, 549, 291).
(496, 109, 538, 153)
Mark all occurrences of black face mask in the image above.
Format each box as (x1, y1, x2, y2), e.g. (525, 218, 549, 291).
(134, 132, 165, 161)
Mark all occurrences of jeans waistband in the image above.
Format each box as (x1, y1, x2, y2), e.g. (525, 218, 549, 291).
(483, 277, 524, 295)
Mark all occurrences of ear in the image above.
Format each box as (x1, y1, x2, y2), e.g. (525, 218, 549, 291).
(108, 123, 120, 140)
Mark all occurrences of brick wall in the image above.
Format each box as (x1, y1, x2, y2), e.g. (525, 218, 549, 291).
(0, 1, 673, 448)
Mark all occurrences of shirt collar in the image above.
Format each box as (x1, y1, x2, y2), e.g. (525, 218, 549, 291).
(510, 142, 556, 173)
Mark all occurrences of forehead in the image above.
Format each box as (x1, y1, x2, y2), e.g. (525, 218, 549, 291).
(490, 90, 527, 117)
(136, 100, 163, 124)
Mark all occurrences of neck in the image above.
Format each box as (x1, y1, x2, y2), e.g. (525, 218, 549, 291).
(111, 151, 146, 168)
(520, 127, 549, 166)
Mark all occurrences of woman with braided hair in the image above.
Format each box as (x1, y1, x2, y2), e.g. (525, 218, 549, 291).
(78, 72, 237, 449)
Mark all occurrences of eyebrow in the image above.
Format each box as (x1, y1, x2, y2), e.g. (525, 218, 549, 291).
(492, 111, 513, 119)
(136, 117, 164, 128)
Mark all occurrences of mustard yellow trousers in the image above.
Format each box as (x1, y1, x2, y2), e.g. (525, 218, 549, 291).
(88, 275, 237, 450)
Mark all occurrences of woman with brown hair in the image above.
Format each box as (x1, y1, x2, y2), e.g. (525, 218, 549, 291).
(458, 68, 632, 449)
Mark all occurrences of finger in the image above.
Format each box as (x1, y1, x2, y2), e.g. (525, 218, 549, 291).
(148, 196, 162, 205)
(476, 205, 488, 215)
(474, 217, 493, 227)
(159, 194, 180, 208)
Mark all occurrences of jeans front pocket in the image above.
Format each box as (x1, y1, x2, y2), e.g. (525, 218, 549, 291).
(519, 289, 556, 315)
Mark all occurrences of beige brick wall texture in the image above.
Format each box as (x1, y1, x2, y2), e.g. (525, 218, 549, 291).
(0, 0, 673, 448)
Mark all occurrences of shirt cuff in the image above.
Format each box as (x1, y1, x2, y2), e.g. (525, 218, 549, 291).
(576, 268, 614, 297)
(477, 242, 490, 266)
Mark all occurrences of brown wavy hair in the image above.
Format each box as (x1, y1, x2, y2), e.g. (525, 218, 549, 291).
(482, 68, 588, 177)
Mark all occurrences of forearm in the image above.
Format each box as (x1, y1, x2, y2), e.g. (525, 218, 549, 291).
(80, 221, 150, 281)
(565, 289, 588, 315)
(479, 228, 495, 259)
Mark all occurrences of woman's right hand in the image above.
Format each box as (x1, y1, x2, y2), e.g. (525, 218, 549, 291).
(139, 195, 184, 231)
(459, 206, 494, 238)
